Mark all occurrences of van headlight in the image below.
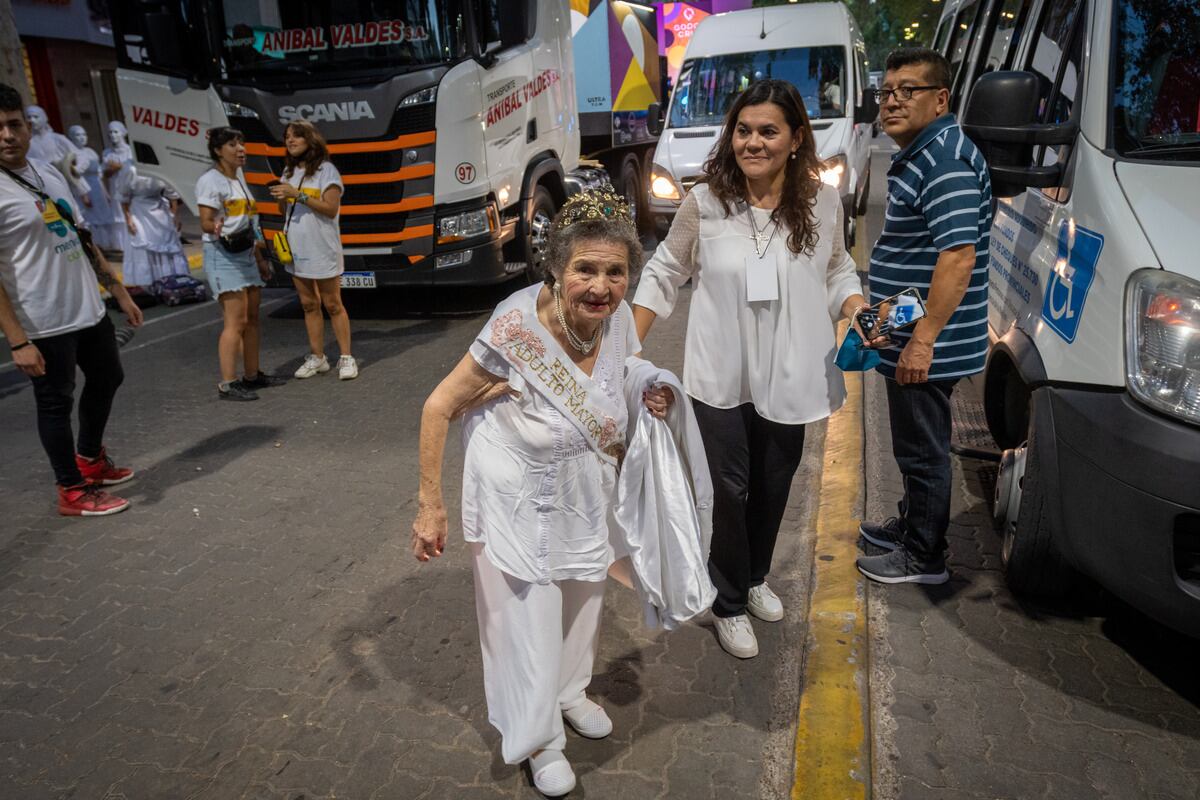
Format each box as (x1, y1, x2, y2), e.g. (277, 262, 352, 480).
(820, 155, 847, 189)
(649, 164, 682, 201)
(1125, 269, 1200, 426)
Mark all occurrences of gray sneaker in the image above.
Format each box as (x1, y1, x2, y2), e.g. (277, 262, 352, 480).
(856, 548, 949, 585)
(218, 380, 258, 402)
(859, 516, 906, 551)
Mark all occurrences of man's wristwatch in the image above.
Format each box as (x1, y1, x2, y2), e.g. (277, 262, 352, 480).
(10, 341, 32, 351)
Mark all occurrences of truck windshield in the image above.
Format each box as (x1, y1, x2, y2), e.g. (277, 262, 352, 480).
(217, 0, 466, 82)
(1111, 0, 1200, 161)
(669, 46, 847, 129)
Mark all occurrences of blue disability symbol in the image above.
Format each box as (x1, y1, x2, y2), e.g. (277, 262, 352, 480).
(1041, 221, 1103, 343)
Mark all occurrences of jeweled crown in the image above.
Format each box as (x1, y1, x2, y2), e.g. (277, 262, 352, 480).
(551, 185, 634, 232)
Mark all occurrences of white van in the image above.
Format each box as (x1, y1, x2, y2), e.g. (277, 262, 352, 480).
(940, 0, 1200, 635)
(646, 2, 877, 245)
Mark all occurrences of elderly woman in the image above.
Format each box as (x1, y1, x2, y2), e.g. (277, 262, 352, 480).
(412, 188, 673, 797)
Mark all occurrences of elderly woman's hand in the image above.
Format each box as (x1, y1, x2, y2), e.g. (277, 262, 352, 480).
(412, 501, 448, 562)
(643, 385, 675, 419)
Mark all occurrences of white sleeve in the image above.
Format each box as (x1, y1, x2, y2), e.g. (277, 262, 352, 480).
(632, 189, 700, 320)
(195, 173, 223, 211)
(826, 197, 861, 321)
(320, 162, 344, 194)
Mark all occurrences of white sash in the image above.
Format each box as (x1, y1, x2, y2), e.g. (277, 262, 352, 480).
(482, 290, 626, 466)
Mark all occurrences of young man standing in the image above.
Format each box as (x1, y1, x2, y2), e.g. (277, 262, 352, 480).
(856, 49, 992, 584)
(0, 83, 144, 516)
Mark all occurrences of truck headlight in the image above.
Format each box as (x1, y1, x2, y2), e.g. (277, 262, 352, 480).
(820, 155, 847, 189)
(649, 164, 681, 201)
(399, 87, 437, 107)
(438, 204, 498, 244)
(222, 101, 260, 120)
(1125, 268, 1200, 426)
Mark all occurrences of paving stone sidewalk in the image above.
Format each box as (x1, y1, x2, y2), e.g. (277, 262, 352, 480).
(1, 283, 823, 799)
(863, 373, 1200, 800)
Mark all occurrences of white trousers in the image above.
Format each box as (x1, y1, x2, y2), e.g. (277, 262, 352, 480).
(470, 543, 605, 764)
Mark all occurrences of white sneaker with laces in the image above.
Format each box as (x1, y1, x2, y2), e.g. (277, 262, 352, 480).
(337, 354, 359, 381)
(562, 698, 612, 739)
(294, 354, 330, 379)
(529, 749, 576, 797)
(747, 583, 784, 622)
(714, 614, 758, 659)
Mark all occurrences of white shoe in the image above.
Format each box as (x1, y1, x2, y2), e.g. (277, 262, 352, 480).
(529, 749, 576, 797)
(747, 583, 784, 622)
(337, 354, 359, 381)
(714, 614, 758, 659)
(562, 698, 612, 739)
(294, 354, 330, 379)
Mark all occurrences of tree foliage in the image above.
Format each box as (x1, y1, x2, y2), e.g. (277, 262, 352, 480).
(753, 0, 941, 67)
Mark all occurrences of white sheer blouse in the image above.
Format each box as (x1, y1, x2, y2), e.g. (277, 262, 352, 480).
(634, 183, 861, 425)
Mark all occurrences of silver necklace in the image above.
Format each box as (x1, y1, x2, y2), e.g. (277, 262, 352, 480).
(746, 204, 780, 258)
(553, 284, 600, 355)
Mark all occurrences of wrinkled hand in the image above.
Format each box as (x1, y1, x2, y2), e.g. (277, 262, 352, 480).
(126, 218, 137, 236)
(412, 502, 448, 562)
(13, 343, 46, 377)
(269, 183, 300, 201)
(118, 295, 144, 327)
(643, 385, 675, 419)
(896, 337, 934, 384)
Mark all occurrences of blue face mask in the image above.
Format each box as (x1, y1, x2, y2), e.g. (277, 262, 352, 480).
(834, 328, 882, 372)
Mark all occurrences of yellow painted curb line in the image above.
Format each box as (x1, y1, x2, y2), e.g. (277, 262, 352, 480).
(791, 341, 868, 799)
(188, 252, 203, 271)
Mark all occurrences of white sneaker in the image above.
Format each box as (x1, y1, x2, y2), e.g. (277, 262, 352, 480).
(748, 583, 784, 622)
(337, 354, 359, 381)
(714, 614, 758, 659)
(294, 354, 330, 379)
(529, 749, 576, 797)
(562, 698, 612, 739)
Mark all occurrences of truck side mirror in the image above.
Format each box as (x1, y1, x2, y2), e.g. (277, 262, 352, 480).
(962, 71, 1078, 198)
(647, 102, 663, 137)
(499, 1, 532, 49)
(854, 91, 878, 125)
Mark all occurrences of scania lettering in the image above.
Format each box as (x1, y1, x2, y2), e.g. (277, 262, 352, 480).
(110, 0, 663, 287)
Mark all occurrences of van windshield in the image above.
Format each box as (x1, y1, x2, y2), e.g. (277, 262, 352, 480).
(1112, 0, 1200, 161)
(669, 46, 847, 129)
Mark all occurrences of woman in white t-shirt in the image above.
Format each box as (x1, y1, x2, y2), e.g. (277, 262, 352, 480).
(268, 120, 356, 381)
(197, 126, 281, 402)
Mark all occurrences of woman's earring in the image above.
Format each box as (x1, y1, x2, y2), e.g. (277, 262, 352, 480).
(790, 151, 797, 160)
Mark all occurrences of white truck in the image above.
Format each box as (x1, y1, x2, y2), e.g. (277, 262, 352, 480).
(108, 1, 664, 287)
(938, 0, 1200, 636)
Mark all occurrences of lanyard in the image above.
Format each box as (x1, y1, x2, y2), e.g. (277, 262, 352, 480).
(746, 203, 780, 259)
(2, 162, 49, 204)
(284, 173, 305, 232)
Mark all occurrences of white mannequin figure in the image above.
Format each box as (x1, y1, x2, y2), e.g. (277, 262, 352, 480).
(26, 105, 89, 198)
(102, 121, 136, 232)
(70, 125, 126, 251)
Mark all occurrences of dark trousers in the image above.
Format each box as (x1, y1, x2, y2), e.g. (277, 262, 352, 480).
(28, 315, 124, 487)
(885, 378, 958, 560)
(692, 399, 807, 618)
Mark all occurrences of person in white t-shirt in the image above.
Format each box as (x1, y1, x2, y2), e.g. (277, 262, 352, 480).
(0, 84, 144, 517)
(267, 120, 356, 380)
(197, 126, 282, 401)
(633, 79, 867, 660)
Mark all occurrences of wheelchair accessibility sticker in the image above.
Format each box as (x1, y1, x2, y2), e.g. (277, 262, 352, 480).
(1041, 220, 1103, 343)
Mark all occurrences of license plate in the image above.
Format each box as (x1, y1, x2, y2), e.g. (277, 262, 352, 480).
(340, 271, 376, 289)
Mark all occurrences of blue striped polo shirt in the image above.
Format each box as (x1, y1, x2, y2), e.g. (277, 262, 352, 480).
(869, 114, 992, 381)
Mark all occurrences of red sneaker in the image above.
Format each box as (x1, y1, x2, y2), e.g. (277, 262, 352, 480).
(57, 484, 131, 517)
(75, 447, 135, 486)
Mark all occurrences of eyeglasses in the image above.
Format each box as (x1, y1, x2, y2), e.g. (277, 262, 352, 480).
(870, 86, 942, 103)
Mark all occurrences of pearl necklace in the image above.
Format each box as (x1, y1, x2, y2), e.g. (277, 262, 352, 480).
(553, 284, 600, 355)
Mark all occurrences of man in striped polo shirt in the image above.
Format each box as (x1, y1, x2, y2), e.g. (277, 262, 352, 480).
(856, 48, 992, 585)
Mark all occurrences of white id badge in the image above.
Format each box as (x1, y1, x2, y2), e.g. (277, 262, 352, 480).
(745, 253, 780, 303)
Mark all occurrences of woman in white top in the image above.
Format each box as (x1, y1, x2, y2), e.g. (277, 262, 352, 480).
(268, 120, 356, 381)
(633, 79, 867, 659)
(411, 189, 674, 797)
(196, 126, 281, 401)
(118, 172, 188, 289)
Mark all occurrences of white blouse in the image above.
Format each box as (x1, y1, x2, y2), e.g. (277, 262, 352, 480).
(633, 183, 861, 425)
(461, 285, 641, 585)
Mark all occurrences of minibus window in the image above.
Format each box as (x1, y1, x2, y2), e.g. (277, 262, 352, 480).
(1026, 0, 1085, 198)
(980, 0, 1034, 74)
(946, 0, 982, 105)
(1112, 0, 1200, 161)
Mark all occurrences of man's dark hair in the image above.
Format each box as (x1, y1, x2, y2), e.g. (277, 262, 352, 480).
(0, 83, 24, 114)
(885, 48, 952, 89)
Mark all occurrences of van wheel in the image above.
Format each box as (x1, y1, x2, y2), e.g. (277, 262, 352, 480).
(524, 185, 556, 281)
(857, 170, 870, 217)
(616, 153, 644, 233)
(997, 422, 1072, 598)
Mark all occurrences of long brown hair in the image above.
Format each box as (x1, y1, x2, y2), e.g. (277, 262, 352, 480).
(701, 79, 822, 256)
(282, 119, 329, 179)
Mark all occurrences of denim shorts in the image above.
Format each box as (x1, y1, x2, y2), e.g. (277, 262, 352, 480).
(203, 241, 264, 297)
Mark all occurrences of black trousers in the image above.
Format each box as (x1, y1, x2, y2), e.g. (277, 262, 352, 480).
(884, 378, 958, 560)
(692, 399, 807, 618)
(28, 315, 124, 487)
